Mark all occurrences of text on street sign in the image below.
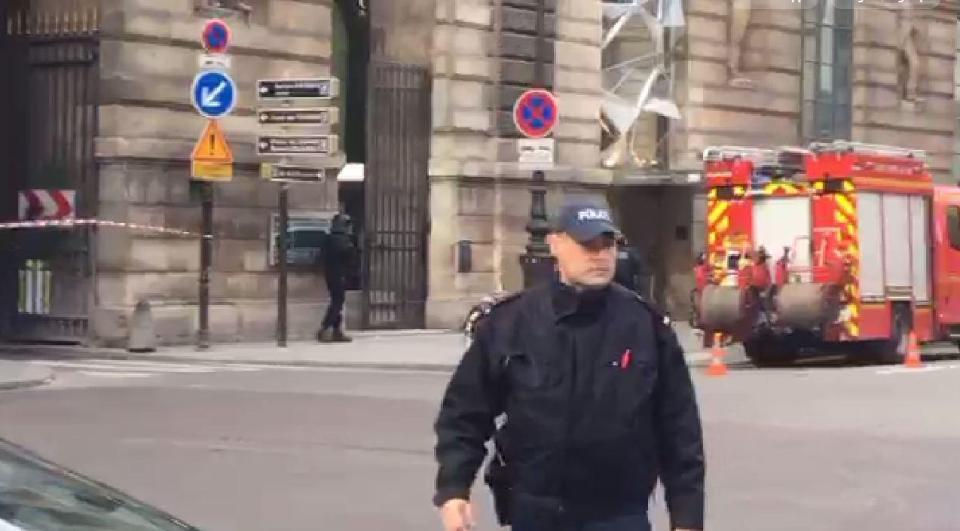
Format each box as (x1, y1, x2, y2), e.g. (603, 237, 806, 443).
(264, 165, 327, 183)
(192, 161, 233, 182)
(198, 53, 232, 70)
(257, 135, 339, 156)
(257, 78, 340, 100)
(257, 108, 339, 127)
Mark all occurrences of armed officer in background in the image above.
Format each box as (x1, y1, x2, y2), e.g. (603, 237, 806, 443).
(614, 235, 652, 300)
(317, 213, 357, 343)
(433, 202, 705, 531)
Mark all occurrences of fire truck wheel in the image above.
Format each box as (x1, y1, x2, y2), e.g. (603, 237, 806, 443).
(876, 312, 910, 365)
(744, 335, 795, 368)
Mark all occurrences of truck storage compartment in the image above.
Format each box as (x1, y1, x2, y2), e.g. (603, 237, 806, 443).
(752, 196, 812, 282)
(858, 192, 931, 301)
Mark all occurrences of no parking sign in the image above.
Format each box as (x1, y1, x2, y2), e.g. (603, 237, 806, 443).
(513, 89, 559, 139)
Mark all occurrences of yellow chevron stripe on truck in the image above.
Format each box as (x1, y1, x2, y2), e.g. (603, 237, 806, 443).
(836, 180, 860, 339)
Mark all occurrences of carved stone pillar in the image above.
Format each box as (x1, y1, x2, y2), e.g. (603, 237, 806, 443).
(898, 5, 921, 103)
(727, 0, 753, 88)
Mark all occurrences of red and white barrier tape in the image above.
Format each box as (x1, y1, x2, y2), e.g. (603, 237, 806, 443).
(0, 218, 198, 237)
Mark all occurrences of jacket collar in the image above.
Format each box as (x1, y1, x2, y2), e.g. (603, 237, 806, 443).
(550, 278, 610, 322)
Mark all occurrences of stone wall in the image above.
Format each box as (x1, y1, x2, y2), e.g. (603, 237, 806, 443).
(851, 4, 957, 182)
(425, 0, 610, 329)
(614, 1, 960, 319)
(677, 1, 957, 176)
(93, 0, 338, 346)
(676, 0, 803, 172)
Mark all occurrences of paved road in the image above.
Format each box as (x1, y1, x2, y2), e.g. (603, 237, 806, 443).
(1, 356, 959, 531)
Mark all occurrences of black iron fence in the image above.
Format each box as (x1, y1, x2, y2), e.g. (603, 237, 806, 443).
(362, 62, 431, 329)
(0, 4, 99, 342)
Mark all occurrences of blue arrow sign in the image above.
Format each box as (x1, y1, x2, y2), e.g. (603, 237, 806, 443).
(191, 70, 237, 119)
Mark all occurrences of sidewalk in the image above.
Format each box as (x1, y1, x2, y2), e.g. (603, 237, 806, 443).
(0, 360, 54, 390)
(0, 324, 711, 372)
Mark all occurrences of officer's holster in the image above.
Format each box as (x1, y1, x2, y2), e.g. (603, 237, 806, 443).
(483, 434, 513, 526)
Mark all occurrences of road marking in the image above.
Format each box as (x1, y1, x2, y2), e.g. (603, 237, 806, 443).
(75, 371, 155, 379)
(34, 360, 214, 373)
(877, 363, 960, 375)
(30, 359, 277, 380)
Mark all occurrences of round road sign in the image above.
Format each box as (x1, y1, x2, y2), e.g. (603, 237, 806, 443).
(513, 89, 559, 139)
(191, 70, 238, 119)
(201, 19, 232, 54)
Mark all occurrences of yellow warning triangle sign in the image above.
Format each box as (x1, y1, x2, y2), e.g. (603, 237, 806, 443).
(191, 119, 234, 163)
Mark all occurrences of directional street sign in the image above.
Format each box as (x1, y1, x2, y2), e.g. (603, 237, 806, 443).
(513, 89, 559, 139)
(257, 135, 339, 156)
(201, 19, 231, 54)
(257, 107, 338, 127)
(191, 119, 234, 181)
(257, 78, 339, 100)
(262, 164, 327, 183)
(191, 70, 237, 119)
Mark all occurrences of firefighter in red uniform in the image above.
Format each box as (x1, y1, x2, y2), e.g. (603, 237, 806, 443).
(774, 247, 790, 287)
(691, 251, 710, 331)
(750, 247, 773, 324)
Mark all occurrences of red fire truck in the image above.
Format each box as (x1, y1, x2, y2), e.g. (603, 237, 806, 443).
(692, 140, 960, 366)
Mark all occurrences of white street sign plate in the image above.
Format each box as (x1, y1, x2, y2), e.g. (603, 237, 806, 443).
(517, 138, 555, 168)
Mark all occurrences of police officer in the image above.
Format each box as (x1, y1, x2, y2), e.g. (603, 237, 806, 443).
(317, 213, 357, 343)
(614, 235, 650, 299)
(433, 202, 705, 531)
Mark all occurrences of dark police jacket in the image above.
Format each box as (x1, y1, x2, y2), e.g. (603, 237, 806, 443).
(322, 230, 357, 277)
(433, 280, 705, 529)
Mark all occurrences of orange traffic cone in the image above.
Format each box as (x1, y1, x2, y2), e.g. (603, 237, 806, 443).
(904, 331, 922, 369)
(707, 332, 729, 377)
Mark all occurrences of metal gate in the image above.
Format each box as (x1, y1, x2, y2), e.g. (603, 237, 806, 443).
(362, 62, 431, 329)
(0, 3, 99, 342)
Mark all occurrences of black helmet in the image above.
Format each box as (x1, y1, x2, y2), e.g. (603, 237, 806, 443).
(330, 213, 353, 234)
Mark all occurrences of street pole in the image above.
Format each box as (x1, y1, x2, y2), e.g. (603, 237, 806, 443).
(519, 170, 555, 288)
(518, 0, 555, 288)
(277, 183, 289, 347)
(198, 183, 213, 350)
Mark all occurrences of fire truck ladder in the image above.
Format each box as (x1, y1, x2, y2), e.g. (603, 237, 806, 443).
(703, 145, 810, 186)
(807, 140, 926, 160)
(702, 146, 779, 164)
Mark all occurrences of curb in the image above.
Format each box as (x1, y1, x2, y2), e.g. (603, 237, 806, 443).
(0, 368, 55, 391)
(0, 345, 462, 373)
(1, 344, 713, 374)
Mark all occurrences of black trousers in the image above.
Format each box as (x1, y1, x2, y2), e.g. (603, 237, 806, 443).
(321, 273, 345, 330)
(512, 509, 651, 531)
(510, 494, 651, 531)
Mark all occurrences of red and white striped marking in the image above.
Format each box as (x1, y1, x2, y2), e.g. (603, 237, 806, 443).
(18, 189, 76, 221)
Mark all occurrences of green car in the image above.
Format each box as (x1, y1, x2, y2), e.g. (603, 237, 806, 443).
(0, 438, 201, 531)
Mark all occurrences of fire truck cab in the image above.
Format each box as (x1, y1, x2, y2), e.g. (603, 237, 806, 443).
(694, 140, 960, 365)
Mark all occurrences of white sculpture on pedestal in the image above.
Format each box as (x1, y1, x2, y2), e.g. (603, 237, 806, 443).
(599, 0, 684, 169)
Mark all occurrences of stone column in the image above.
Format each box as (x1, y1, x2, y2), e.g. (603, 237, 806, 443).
(425, 0, 610, 329)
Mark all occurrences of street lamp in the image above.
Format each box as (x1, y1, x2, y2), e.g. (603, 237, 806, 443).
(519, 170, 555, 288)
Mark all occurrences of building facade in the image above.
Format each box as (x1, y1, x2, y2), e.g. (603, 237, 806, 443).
(0, 0, 957, 345)
(605, 0, 959, 319)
